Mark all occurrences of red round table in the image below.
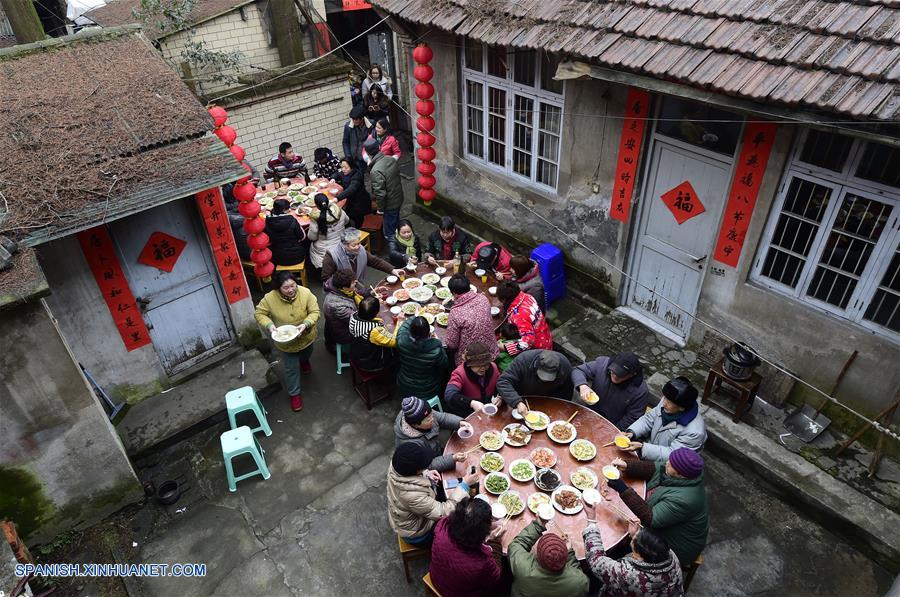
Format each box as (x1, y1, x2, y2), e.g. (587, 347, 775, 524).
(443, 396, 646, 559)
(258, 177, 343, 229)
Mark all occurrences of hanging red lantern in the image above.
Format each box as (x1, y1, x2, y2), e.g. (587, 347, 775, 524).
(208, 106, 228, 127)
(215, 125, 237, 147)
(418, 161, 436, 176)
(250, 248, 273, 264)
(418, 174, 436, 189)
(248, 233, 270, 251)
(243, 217, 266, 235)
(413, 64, 434, 82)
(417, 147, 436, 162)
(413, 44, 433, 64)
(418, 188, 436, 202)
(233, 183, 257, 202)
(417, 132, 435, 148)
(229, 144, 246, 162)
(238, 201, 261, 219)
(416, 100, 434, 117)
(415, 82, 435, 100)
(254, 261, 275, 278)
(416, 116, 435, 132)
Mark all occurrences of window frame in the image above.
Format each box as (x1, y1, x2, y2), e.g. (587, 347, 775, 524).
(460, 41, 565, 191)
(752, 129, 900, 341)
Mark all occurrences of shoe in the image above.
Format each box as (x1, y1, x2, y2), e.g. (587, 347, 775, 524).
(290, 395, 303, 411)
(300, 360, 312, 374)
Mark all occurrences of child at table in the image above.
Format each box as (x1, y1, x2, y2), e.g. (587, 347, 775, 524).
(496, 322, 520, 371)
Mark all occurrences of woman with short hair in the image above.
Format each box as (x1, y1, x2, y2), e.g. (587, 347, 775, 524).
(321, 226, 404, 281)
(388, 219, 422, 268)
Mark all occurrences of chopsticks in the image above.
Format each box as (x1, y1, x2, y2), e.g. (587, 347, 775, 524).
(604, 501, 637, 523)
(550, 519, 567, 538)
(524, 399, 531, 411)
(600, 440, 616, 448)
(462, 444, 483, 456)
(566, 411, 578, 424)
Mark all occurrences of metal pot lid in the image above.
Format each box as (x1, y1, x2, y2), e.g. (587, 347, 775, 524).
(724, 342, 761, 367)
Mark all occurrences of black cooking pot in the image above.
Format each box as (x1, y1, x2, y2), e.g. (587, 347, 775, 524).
(155, 480, 184, 506)
(723, 342, 761, 380)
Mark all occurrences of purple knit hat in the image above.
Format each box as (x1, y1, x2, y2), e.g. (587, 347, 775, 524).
(669, 448, 704, 479)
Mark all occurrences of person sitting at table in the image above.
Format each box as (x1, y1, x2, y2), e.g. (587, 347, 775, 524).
(605, 447, 709, 569)
(387, 219, 422, 268)
(364, 83, 391, 121)
(471, 241, 513, 277)
(395, 316, 449, 401)
(430, 497, 505, 597)
(264, 142, 308, 182)
(446, 273, 498, 366)
(364, 118, 401, 161)
(322, 269, 362, 353)
(265, 199, 308, 266)
(509, 255, 545, 312)
(572, 352, 649, 431)
(425, 216, 475, 265)
(348, 296, 397, 372)
(444, 343, 501, 417)
(394, 396, 470, 472)
(508, 520, 589, 596)
(312, 147, 341, 180)
(321, 227, 404, 281)
(622, 376, 707, 461)
(581, 513, 683, 597)
(308, 193, 350, 273)
(496, 281, 552, 356)
(334, 157, 372, 229)
(495, 322, 520, 372)
(497, 349, 574, 417)
(387, 442, 477, 545)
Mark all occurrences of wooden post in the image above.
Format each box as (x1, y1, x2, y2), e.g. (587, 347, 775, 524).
(270, 0, 304, 67)
(0, 0, 45, 44)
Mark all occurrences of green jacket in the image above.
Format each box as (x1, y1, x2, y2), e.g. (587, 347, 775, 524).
(647, 461, 709, 566)
(369, 153, 404, 213)
(254, 287, 320, 352)
(508, 521, 589, 597)
(395, 319, 448, 398)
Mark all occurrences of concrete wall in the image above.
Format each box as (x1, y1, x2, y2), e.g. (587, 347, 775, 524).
(0, 300, 141, 542)
(224, 73, 352, 174)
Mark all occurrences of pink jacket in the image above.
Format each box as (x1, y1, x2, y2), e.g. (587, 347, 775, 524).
(445, 291, 499, 365)
(503, 291, 552, 356)
(364, 132, 401, 159)
(429, 518, 502, 597)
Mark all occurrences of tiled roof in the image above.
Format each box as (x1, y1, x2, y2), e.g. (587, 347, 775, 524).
(84, 0, 252, 38)
(372, 0, 900, 120)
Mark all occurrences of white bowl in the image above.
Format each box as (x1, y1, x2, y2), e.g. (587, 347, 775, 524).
(582, 488, 602, 506)
(406, 263, 417, 271)
(488, 286, 497, 295)
(490, 306, 501, 317)
(537, 503, 555, 520)
(385, 296, 397, 305)
(434, 267, 446, 275)
(491, 503, 508, 519)
(474, 268, 486, 277)
(457, 426, 473, 439)
(602, 465, 621, 481)
(482, 403, 498, 416)
(386, 275, 398, 284)
(390, 306, 402, 316)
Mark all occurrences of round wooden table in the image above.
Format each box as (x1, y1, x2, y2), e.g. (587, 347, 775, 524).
(374, 261, 505, 342)
(258, 177, 344, 229)
(443, 396, 646, 560)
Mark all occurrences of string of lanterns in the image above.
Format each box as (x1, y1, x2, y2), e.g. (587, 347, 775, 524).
(413, 43, 436, 207)
(208, 106, 274, 279)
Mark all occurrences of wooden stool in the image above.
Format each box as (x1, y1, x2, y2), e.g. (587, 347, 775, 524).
(275, 261, 308, 287)
(359, 230, 371, 252)
(397, 535, 429, 583)
(422, 572, 441, 596)
(351, 362, 392, 410)
(361, 213, 384, 253)
(701, 360, 762, 423)
(241, 260, 265, 292)
(683, 553, 703, 592)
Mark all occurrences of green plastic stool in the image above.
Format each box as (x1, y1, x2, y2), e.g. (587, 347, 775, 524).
(221, 425, 271, 492)
(225, 386, 272, 436)
(336, 343, 351, 375)
(427, 396, 443, 413)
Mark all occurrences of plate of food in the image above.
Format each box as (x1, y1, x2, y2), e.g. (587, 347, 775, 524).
(271, 325, 299, 343)
(509, 459, 537, 482)
(423, 303, 443, 315)
(502, 423, 532, 447)
(524, 411, 550, 431)
(401, 278, 422, 290)
(479, 430, 504, 451)
(534, 467, 562, 492)
(401, 302, 420, 316)
(527, 492, 551, 514)
(547, 421, 577, 444)
(440, 276, 452, 287)
(498, 490, 525, 516)
(434, 287, 452, 301)
(435, 313, 450, 327)
(392, 288, 410, 302)
(484, 472, 510, 495)
(300, 185, 317, 195)
(287, 190, 300, 198)
(552, 485, 584, 515)
(569, 439, 597, 461)
(289, 183, 305, 191)
(570, 467, 599, 490)
(421, 273, 440, 285)
(479, 451, 504, 473)
(409, 287, 434, 303)
(264, 191, 278, 198)
(530, 447, 557, 469)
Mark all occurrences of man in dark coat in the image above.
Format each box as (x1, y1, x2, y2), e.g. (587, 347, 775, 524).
(365, 138, 404, 241)
(497, 349, 574, 416)
(342, 105, 372, 171)
(571, 352, 649, 430)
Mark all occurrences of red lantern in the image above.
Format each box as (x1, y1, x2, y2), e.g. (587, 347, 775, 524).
(418, 161, 436, 176)
(243, 217, 266, 235)
(416, 100, 434, 117)
(208, 106, 228, 127)
(417, 147, 436, 162)
(416, 116, 435, 132)
(415, 82, 435, 100)
(233, 183, 257, 202)
(247, 233, 270, 250)
(250, 248, 273, 264)
(229, 144, 246, 162)
(254, 261, 275, 278)
(215, 125, 237, 147)
(418, 174, 436, 189)
(418, 188, 436, 202)
(413, 64, 434, 82)
(238, 201, 261, 219)
(413, 44, 433, 64)
(417, 132, 435, 148)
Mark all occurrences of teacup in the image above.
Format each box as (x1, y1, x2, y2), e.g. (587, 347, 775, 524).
(386, 275, 398, 284)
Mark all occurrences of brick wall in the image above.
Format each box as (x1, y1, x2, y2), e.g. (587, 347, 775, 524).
(224, 75, 353, 174)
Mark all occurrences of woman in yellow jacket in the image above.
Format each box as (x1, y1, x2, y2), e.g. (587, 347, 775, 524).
(255, 271, 320, 412)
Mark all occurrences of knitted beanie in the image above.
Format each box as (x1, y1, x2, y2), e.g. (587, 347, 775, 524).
(464, 342, 493, 367)
(391, 442, 431, 476)
(401, 396, 431, 425)
(535, 533, 568, 573)
(669, 447, 704, 479)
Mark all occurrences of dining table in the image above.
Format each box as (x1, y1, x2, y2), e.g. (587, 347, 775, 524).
(442, 396, 646, 560)
(257, 176, 344, 230)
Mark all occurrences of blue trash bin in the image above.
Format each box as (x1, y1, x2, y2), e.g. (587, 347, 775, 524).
(530, 243, 566, 306)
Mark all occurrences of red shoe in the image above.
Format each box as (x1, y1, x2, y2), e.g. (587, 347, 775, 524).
(300, 360, 312, 374)
(290, 395, 303, 411)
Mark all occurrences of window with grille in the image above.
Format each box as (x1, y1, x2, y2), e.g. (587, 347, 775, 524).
(461, 41, 564, 190)
(753, 129, 900, 339)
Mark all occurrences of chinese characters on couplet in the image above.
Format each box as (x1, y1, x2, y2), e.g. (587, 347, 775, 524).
(195, 189, 249, 304)
(610, 88, 651, 223)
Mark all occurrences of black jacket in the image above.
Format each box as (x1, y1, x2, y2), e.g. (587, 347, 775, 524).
(264, 214, 307, 266)
(424, 228, 475, 261)
(342, 119, 372, 164)
(571, 356, 649, 430)
(387, 233, 422, 268)
(335, 167, 371, 226)
(228, 212, 252, 261)
(497, 349, 574, 407)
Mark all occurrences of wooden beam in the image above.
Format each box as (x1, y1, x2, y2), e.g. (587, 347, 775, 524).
(270, 0, 304, 67)
(0, 0, 46, 44)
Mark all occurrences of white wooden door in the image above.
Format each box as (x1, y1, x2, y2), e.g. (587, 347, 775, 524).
(109, 199, 234, 374)
(625, 140, 732, 340)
